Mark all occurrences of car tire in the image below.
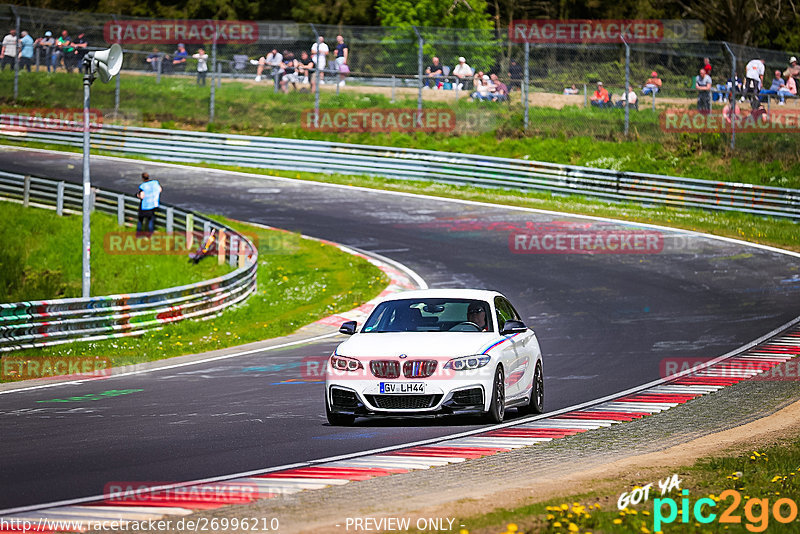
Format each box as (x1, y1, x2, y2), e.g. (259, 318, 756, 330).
(326, 396, 355, 426)
(484, 365, 505, 423)
(519, 362, 544, 415)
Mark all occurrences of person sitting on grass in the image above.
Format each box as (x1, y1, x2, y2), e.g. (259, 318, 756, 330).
(490, 73, 508, 102)
(471, 74, 494, 101)
(615, 85, 638, 109)
(777, 74, 797, 104)
(563, 84, 578, 95)
(590, 81, 610, 108)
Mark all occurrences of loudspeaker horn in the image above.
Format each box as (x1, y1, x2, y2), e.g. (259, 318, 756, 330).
(92, 44, 123, 83)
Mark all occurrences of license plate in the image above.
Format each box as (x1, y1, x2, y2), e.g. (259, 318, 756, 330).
(380, 382, 425, 394)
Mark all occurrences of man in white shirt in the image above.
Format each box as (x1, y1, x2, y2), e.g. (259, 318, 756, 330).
(616, 85, 638, 109)
(1, 28, 17, 70)
(311, 36, 329, 84)
(743, 58, 764, 106)
(452, 56, 472, 89)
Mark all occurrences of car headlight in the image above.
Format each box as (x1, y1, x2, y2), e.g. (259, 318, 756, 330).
(330, 354, 364, 372)
(444, 355, 491, 371)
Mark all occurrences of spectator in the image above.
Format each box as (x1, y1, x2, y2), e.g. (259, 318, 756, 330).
(452, 56, 472, 89)
(146, 48, 161, 72)
(471, 74, 494, 101)
(742, 58, 764, 107)
(334, 35, 348, 68)
(36, 31, 56, 72)
(563, 84, 578, 95)
(1, 28, 17, 71)
(56, 30, 74, 72)
(337, 60, 349, 87)
(642, 71, 662, 95)
(702, 57, 712, 74)
(425, 56, 443, 89)
(590, 81, 609, 108)
(136, 172, 162, 236)
(192, 48, 208, 85)
(254, 49, 282, 82)
(778, 73, 797, 104)
(18, 30, 34, 72)
(722, 100, 742, 125)
(490, 73, 508, 102)
(311, 36, 328, 84)
(783, 56, 799, 84)
(172, 43, 188, 72)
(279, 52, 299, 93)
(696, 67, 712, 112)
(72, 31, 88, 69)
(616, 85, 638, 109)
(759, 70, 784, 102)
(297, 50, 316, 92)
(508, 59, 523, 89)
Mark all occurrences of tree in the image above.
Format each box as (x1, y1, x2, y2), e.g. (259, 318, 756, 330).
(377, 0, 494, 29)
(291, 0, 378, 25)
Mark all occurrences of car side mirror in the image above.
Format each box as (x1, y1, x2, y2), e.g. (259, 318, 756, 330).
(339, 321, 357, 335)
(501, 320, 527, 335)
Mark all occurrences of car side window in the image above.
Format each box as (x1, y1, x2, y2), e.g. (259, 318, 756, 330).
(494, 296, 514, 332)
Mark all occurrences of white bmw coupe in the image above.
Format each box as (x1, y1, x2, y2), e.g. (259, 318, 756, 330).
(325, 289, 544, 425)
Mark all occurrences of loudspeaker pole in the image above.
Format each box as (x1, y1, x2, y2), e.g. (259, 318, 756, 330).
(81, 56, 94, 298)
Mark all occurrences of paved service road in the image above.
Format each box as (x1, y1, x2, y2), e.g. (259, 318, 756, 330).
(0, 148, 798, 510)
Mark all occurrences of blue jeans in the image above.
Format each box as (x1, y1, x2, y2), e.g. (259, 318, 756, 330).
(137, 209, 156, 234)
(642, 86, 659, 95)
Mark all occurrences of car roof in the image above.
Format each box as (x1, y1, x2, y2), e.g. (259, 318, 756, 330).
(378, 288, 504, 303)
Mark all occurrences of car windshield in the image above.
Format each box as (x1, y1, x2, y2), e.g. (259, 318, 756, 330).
(361, 298, 493, 333)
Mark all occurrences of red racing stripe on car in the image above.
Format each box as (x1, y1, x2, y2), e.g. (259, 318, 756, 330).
(480, 333, 520, 354)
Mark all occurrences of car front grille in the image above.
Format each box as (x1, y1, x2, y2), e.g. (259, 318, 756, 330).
(451, 387, 484, 406)
(331, 387, 359, 409)
(403, 360, 437, 378)
(365, 394, 443, 410)
(370, 360, 401, 379)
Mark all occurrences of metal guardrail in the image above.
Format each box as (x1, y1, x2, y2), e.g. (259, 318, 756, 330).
(1, 119, 799, 219)
(0, 171, 258, 352)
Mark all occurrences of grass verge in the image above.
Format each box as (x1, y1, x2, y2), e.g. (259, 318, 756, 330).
(2, 213, 388, 379)
(0, 200, 231, 302)
(432, 437, 800, 534)
(1, 70, 799, 188)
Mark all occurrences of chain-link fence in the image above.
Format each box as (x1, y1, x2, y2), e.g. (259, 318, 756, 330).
(0, 4, 798, 148)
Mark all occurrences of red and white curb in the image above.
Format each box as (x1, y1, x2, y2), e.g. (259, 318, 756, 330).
(2, 326, 798, 532)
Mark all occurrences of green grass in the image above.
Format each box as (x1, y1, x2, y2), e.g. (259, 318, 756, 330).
(0, 200, 231, 302)
(2, 70, 800, 188)
(5, 214, 387, 374)
(437, 439, 800, 534)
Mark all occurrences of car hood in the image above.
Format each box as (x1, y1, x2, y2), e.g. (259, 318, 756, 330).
(336, 332, 498, 358)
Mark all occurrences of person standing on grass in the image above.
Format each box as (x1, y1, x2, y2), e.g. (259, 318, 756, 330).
(1, 28, 18, 71)
(192, 48, 208, 85)
(696, 67, 712, 112)
(137, 172, 162, 236)
(311, 36, 329, 85)
(18, 30, 34, 72)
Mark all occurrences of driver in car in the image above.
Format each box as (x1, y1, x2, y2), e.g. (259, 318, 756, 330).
(467, 303, 488, 331)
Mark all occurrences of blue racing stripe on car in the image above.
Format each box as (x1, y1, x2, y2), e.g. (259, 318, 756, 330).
(481, 333, 520, 354)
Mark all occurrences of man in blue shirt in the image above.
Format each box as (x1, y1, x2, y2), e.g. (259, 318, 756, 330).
(19, 30, 34, 71)
(137, 172, 162, 235)
(172, 43, 188, 73)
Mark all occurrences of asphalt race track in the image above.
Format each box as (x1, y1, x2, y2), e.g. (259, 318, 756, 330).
(1, 148, 799, 510)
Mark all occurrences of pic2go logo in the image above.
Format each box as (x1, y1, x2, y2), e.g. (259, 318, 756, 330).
(653, 489, 799, 532)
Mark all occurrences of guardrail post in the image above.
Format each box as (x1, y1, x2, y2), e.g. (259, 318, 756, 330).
(114, 73, 121, 117)
(218, 229, 226, 265)
(391, 75, 396, 103)
(186, 213, 194, 248)
(117, 193, 125, 225)
(166, 207, 174, 233)
(652, 92, 656, 112)
(56, 181, 64, 215)
(90, 187, 96, 213)
(238, 240, 246, 268)
(229, 234, 238, 267)
(22, 175, 30, 207)
(203, 220, 211, 240)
